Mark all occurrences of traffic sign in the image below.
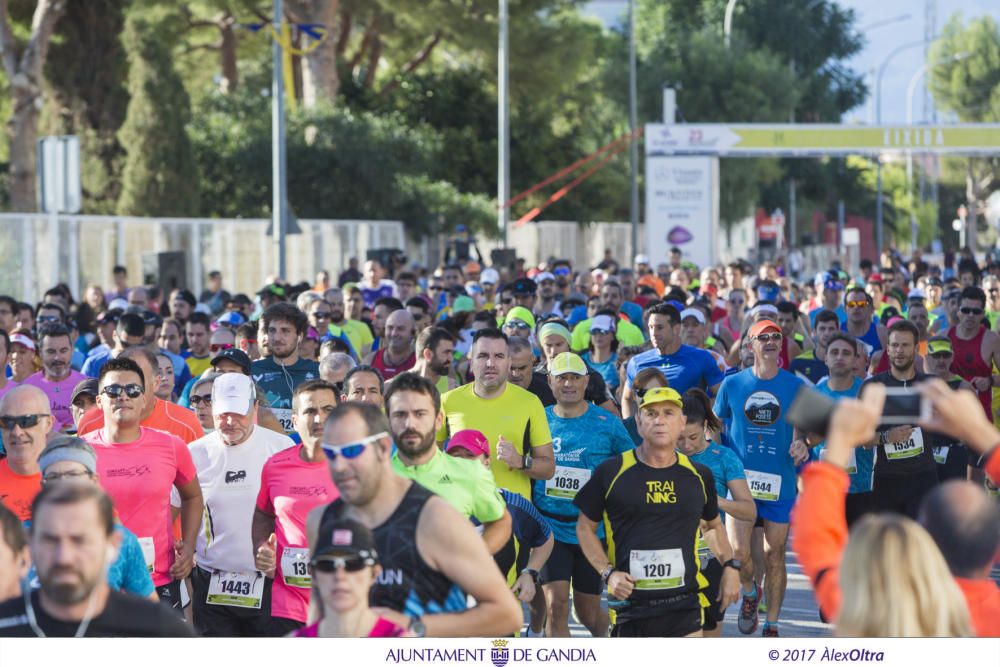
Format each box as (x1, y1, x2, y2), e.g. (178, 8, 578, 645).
(37, 135, 81, 213)
(645, 123, 1000, 157)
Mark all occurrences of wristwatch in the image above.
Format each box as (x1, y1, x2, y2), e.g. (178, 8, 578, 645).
(600, 564, 615, 586)
(523, 453, 533, 470)
(521, 568, 540, 584)
(722, 559, 742, 572)
(408, 615, 427, 637)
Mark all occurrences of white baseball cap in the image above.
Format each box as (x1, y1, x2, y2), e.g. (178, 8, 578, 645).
(634, 254, 650, 265)
(534, 271, 555, 283)
(680, 308, 706, 324)
(589, 314, 617, 333)
(212, 373, 256, 416)
(480, 268, 500, 285)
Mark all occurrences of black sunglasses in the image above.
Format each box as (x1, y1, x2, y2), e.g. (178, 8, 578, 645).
(311, 556, 371, 573)
(190, 394, 213, 406)
(960, 307, 984, 315)
(101, 383, 144, 399)
(0, 414, 49, 430)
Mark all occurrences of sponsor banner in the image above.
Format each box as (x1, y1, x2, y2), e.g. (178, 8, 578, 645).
(644, 155, 717, 269)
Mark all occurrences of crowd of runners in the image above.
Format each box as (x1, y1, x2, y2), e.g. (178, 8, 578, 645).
(0, 248, 997, 638)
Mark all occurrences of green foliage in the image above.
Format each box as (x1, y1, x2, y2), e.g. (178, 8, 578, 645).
(117, 11, 201, 216)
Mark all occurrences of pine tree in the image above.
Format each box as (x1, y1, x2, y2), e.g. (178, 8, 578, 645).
(117, 12, 200, 216)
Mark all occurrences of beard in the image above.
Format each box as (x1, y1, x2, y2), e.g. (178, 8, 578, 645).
(39, 566, 98, 605)
(431, 359, 451, 376)
(393, 427, 437, 459)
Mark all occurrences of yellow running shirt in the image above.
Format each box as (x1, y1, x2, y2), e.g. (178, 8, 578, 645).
(437, 382, 551, 500)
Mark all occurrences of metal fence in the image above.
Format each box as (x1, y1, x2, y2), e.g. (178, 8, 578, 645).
(0, 214, 406, 302)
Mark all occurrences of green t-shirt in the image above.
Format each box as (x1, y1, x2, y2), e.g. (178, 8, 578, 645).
(571, 317, 645, 352)
(392, 448, 506, 523)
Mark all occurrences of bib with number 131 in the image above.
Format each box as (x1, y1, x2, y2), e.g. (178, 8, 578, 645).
(281, 547, 312, 589)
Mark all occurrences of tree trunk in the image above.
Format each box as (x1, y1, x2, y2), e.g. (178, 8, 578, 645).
(287, 0, 339, 108)
(0, 0, 66, 212)
(218, 14, 238, 93)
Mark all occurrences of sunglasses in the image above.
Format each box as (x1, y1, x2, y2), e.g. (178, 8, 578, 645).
(313, 311, 332, 319)
(320, 432, 387, 461)
(729, 299, 745, 305)
(590, 328, 614, 335)
(500, 298, 514, 305)
(190, 394, 213, 406)
(504, 321, 531, 330)
(960, 307, 984, 315)
(845, 300, 868, 309)
(0, 413, 50, 430)
(754, 332, 783, 343)
(929, 352, 953, 359)
(210, 343, 234, 353)
(101, 383, 144, 399)
(428, 286, 444, 292)
(37, 315, 61, 324)
(311, 556, 373, 573)
(554, 267, 571, 276)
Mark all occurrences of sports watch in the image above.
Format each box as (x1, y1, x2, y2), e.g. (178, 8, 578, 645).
(600, 565, 615, 586)
(722, 559, 742, 572)
(520, 568, 540, 584)
(408, 615, 427, 637)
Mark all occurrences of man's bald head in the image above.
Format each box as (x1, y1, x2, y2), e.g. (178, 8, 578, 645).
(384, 309, 416, 353)
(0, 384, 51, 414)
(919, 480, 1000, 579)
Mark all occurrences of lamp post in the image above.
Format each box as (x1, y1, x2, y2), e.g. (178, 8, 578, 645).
(628, 0, 638, 263)
(271, 0, 287, 279)
(498, 0, 510, 247)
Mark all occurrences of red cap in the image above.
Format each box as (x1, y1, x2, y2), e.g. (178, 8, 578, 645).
(748, 320, 781, 338)
(446, 429, 491, 458)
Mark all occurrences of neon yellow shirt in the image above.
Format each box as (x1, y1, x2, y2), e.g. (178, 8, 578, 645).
(392, 448, 506, 523)
(437, 382, 552, 500)
(333, 319, 374, 358)
(571, 317, 645, 352)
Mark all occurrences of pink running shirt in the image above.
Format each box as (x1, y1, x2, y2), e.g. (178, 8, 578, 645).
(86, 427, 197, 587)
(255, 445, 338, 623)
(22, 370, 87, 431)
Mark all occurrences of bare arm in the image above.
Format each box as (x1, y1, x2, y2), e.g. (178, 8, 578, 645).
(620, 384, 635, 419)
(252, 508, 277, 577)
(526, 443, 555, 480)
(576, 513, 611, 575)
(170, 478, 203, 580)
(415, 497, 522, 636)
(481, 509, 513, 555)
(511, 534, 554, 603)
(718, 479, 756, 522)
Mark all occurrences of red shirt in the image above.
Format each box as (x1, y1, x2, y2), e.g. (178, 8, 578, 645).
(0, 459, 41, 520)
(77, 397, 204, 444)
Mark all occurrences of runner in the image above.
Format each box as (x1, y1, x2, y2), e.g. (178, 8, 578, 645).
(842, 285, 886, 357)
(623, 303, 725, 418)
(0, 504, 28, 603)
(714, 319, 809, 637)
(0, 385, 52, 519)
(22, 324, 87, 432)
(0, 484, 194, 637)
(922, 336, 974, 481)
(307, 402, 523, 636)
(789, 309, 839, 384)
(251, 303, 320, 433)
(437, 329, 555, 500)
(678, 389, 756, 637)
(36, 436, 156, 600)
(364, 309, 417, 380)
(253, 380, 340, 635)
(187, 374, 294, 636)
(324, 286, 374, 358)
(342, 365, 385, 407)
(184, 312, 214, 377)
(532, 352, 634, 638)
(570, 280, 645, 352)
(408, 327, 458, 394)
(863, 320, 940, 518)
(81, 312, 145, 378)
(83, 357, 204, 610)
(943, 286, 1000, 420)
(575, 386, 740, 637)
(385, 372, 511, 553)
(0, 329, 18, 401)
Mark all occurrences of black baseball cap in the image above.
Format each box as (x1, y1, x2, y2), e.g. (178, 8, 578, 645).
(97, 308, 123, 325)
(257, 284, 286, 299)
(228, 293, 252, 306)
(141, 310, 163, 327)
(173, 290, 197, 307)
(71, 378, 99, 406)
(210, 349, 251, 374)
(312, 516, 379, 563)
(510, 278, 537, 295)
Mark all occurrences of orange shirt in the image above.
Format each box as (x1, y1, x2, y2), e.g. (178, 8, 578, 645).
(987, 447, 999, 485)
(77, 397, 204, 444)
(956, 578, 1000, 637)
(0, 459, 42, 520)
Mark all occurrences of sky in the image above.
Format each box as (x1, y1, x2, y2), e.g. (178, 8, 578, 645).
(584, 0, 1000, 125)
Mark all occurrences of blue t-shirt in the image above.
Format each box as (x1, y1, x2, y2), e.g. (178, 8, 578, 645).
(809, 305, 847, 327)
(713, 368, 805, 504)
(23, 522, 154, 598)
(843, 320, 882, 355)
(250, 357, 320, 431)
(500, 489, 551, 549)
(582, 351, 619, 391)
(625, 344, 725, 393)
(788, 351, 829, 386)
(688, 442, 746, 518)
(81, 348, 113, 378)
(533, 405, 635, 544)
(620, 301, 644, 329)
(814, 377, 872, 494)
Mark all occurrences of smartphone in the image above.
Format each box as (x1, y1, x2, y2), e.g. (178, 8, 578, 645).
(880, 387, 929, 425)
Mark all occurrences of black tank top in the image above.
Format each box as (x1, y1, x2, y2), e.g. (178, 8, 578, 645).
(320, 482, 466, 615)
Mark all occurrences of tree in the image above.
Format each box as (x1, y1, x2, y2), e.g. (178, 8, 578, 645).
(0, 0, 65, 211)
(117, 12, 200, 216)
(929, 14, 1000, 250)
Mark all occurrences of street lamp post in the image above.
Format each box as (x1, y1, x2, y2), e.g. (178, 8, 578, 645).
(628, 0, 638, 264)
(498, 0, 510, 248)
(724, 0, 740, 49)
(272, 0, 287, 279)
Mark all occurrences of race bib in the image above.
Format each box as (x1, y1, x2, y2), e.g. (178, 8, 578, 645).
(272, 408, 294, 433)
(206, 571, 264, 609)
(885, 428, 924, 460)
(933, 446, 950, 466)
(281, 547, 312, 589)
(138, 537, 155, 574)
(745, 470, 782, 502)
(544, 466, 591, 499)
(696, 534, 711, 571)
(845, 449, 858, 475)
(630, 549, 685, 590)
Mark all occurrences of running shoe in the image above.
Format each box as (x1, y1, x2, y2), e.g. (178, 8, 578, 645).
(737, 582, 761, 635)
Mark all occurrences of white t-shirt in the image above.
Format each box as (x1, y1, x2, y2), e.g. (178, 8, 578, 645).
(189, 426, 294, 573)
